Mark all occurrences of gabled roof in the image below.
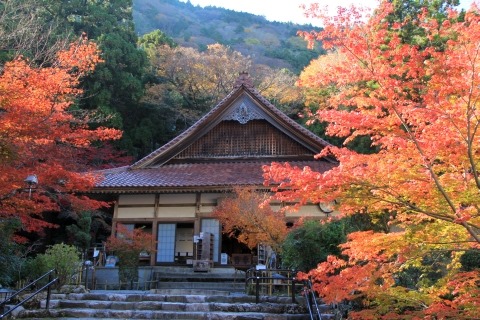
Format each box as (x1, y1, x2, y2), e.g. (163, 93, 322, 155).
(130, 72, 332, 169)
(93, 73, 337, 193)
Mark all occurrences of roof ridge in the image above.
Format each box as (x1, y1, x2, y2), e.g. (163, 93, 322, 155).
(233, 71, 254, 89)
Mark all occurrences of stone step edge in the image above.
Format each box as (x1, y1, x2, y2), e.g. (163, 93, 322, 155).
(47, 300, 306, 312)
(47, 293, 301, 304)
(19, 308, 313, 319)
(45, 299, 330, 312)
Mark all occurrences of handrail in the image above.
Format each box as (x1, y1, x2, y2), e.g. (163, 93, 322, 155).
(302, 279, 322, 320)
(245, 267, 295, 281)
(304, 290, 316, 320)
(245, 272, 298, 304)
(0, 269, 58, 319)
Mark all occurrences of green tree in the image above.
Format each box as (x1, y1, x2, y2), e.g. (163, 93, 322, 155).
(281, 220, 346, 272)
(138, 29, 177, 59)
(281, 214, 384, 272)
(66, 212, 92, 253)
(460, 249, 480, 272)
(0, 219, 23, 286)
(385, 0, 461, 47)
(41, 0, 149, 157)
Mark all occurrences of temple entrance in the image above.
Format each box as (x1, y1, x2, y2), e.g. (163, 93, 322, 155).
(156, 222, 194, 264)
(175, 223, 194, 264)
(221, 233, 251, 256)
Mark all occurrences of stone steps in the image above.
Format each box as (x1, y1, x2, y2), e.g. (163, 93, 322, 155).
(154, 281, 245, 292)
(92, 266, 245, 292)
(14, 291, 321, 319)
(151, 267, 245, 294)
(152, 288, 236, 295)
(9, 267, 337, 319)
(20, 310, 311, 319)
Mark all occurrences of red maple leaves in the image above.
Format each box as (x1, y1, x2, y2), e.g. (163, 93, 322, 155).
(266, 1, 480, 317)
(0, 38, 121, 235)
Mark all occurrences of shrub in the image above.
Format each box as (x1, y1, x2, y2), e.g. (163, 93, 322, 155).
(0, 219, 24, 287)
(281, 213, 389, 272)
(281, 219, 346, 272)
(39, 243, 81, 288)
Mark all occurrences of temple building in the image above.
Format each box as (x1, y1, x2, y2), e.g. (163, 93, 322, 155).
(92, 73, 337, 267)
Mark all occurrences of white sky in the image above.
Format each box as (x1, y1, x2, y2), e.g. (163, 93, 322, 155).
(180, 0, 475, 26)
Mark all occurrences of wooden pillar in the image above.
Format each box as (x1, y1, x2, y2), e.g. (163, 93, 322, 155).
(111, 197, 119, 236)
(194, 192, 201, 234)
(150, 194, 160, 266)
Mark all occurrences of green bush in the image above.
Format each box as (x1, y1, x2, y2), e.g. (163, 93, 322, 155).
(21, 256, 48, 284)
(394, 251, 452, 290)
(281, 213, 389, 272)
(38, 243, 81, 288)
(281, 220, 347, 272)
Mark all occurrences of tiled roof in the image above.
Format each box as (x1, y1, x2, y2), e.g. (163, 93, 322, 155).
(94, 160, 336, 192)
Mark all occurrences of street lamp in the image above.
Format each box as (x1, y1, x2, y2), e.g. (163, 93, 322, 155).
(24, 174, 38, 199)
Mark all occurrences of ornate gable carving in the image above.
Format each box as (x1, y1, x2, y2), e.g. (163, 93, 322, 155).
(224, 102, 263, 124)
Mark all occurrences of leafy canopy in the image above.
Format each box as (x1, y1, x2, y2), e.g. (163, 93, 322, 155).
(265, 0, 480, 244)
(265, 0, 480, 317)
(0, 38, 121, 236)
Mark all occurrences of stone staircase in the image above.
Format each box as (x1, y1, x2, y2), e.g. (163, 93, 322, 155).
(152, 266, 246, 293)
(7, 266, 337, 319)
(13, 290, 318, 319)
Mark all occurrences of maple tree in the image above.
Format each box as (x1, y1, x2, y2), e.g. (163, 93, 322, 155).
(106, 223, 155, 287)
(212, 186, 288, 252)
(263, 1, 480, 317)
(0, 37, 122, 237)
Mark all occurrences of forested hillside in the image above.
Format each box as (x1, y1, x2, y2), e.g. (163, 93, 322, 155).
(133, 0, 325, 73)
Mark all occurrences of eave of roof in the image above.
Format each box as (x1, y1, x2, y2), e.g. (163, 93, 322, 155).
(92, 160, 337, 194)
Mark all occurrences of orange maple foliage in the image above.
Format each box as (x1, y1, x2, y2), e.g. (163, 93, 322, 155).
(105, 224, 155, 285)
(106, 224, 155, 258)
(266, 2, 480, 240)
(0, 37, 122, 236)
(212, 186, 288, 252)
(264, 1, 480, 317)
(424, 271, 480, 319)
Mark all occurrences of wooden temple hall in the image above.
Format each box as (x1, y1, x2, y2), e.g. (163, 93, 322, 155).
(92, 72, 337, 268)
